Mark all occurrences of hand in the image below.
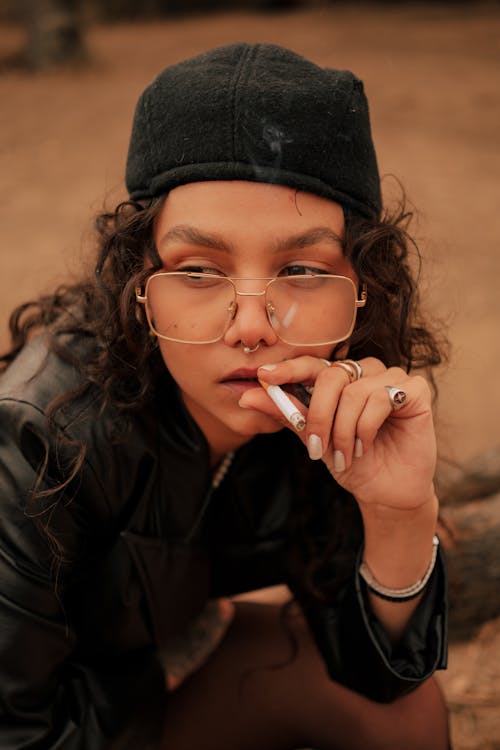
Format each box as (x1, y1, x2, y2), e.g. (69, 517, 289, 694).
(239, 356, 437, 514)
(240, 355, 441, 641)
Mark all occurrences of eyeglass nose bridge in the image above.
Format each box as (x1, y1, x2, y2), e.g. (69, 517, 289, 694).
(224, 282, 277, 338)
(230, 281, 270, 315)
(234, 289, 267, 298)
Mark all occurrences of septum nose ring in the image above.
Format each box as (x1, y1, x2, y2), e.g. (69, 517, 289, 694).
(242, 342, 261, 354)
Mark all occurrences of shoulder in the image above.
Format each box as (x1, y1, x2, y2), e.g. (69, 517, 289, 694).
(0, 333, 85, 413)
(0, 334, 107, 458)
(0, 335, 160, 517)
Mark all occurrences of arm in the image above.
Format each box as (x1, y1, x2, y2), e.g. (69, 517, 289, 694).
(240, 356, 448, 701)
(297, 538, 447, 702)
(0, 399, 133, 749)
(1, 405, 91, 747)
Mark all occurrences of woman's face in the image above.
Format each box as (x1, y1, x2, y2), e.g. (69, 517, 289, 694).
(152, 180, 357, 460)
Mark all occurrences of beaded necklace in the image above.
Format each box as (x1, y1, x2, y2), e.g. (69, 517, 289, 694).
(211, 450, 235, 489)
(184, 450, 235, 542)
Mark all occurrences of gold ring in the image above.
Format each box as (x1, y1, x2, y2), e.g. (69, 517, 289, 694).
(343, 359, 363, 380)
(331, 359, 363, 383)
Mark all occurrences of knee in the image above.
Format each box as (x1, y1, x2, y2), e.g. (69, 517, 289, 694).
(385, 678, 450, 750)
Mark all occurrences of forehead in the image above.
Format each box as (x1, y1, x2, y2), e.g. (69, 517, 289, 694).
(154, 181, 345, 243)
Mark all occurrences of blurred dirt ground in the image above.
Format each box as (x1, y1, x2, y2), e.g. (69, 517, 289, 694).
(1, 4, 499, 747)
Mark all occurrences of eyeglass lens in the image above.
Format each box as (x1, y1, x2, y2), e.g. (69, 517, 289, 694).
(145, 274, 357, 345)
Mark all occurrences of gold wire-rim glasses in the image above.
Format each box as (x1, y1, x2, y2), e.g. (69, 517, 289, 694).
(135, 271, 367, 346)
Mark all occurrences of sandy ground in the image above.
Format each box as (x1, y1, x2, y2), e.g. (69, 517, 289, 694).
(1, 4, 500, 747)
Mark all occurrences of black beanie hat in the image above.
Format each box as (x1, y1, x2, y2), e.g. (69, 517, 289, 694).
(126, 43, 381, 218)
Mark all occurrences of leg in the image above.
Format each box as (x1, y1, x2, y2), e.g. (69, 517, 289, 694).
(160, 601, 449, 750)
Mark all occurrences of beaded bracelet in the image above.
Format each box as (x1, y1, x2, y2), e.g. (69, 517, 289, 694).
(359, 535, 439, 602)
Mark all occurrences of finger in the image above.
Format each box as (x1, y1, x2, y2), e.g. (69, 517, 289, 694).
(257, 355, 332, 387)
(304, 358, 388, 461)
(381, 373, 433, 419)
(252, 356, 394, 455)
(334, 385, 391, 466)
(317, 366, 409, 466)
(256, 355, 385, 388)
(238, 383, 308, 433)
(327, 382, 371, 468)
(340, 375, 431, 462)
(328, 380, 402, 471)
(303, 368, 351, 458)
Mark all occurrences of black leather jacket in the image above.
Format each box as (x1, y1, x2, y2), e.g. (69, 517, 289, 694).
(0, 336, 448, 749)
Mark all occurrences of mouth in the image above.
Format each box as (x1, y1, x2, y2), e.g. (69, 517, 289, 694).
(219, 368, 262, 395)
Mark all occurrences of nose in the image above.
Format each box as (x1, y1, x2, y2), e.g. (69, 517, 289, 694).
(223, 284, 279, 351)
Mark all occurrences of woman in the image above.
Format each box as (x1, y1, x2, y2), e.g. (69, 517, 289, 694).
(0, 44, 449, 749)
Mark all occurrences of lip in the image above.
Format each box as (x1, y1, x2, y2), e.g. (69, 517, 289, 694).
(219, 367, 262, 396)
(221, 368, 260, 381)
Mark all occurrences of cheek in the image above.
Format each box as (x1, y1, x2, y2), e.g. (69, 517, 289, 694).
(157, 343, 197, 384)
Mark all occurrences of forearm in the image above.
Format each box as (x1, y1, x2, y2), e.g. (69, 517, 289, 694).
(297, 545, 447, 703)
(359, 491, 439, 642)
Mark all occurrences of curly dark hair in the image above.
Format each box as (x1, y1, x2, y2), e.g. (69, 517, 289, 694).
(0, 195, 447, 599)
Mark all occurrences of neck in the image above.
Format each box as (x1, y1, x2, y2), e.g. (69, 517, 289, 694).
(209, 443, 241, 468)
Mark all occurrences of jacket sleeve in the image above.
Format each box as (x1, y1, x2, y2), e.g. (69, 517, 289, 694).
(0, 398, 164, 750)
(298, 545, 448, 703)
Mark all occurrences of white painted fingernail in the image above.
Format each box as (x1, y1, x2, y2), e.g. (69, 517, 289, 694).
(258, 364, 277, 371)
(354, 438, 363, 458)
(333, 450, 346, 472)
(307, 434, 323, 461)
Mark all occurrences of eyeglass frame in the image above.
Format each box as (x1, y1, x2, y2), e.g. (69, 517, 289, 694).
(135, 271, 367, 346)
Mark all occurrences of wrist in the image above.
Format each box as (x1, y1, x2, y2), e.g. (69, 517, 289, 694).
(359, 487, 439, 537)
(359, 535, 439, 602)
(360, 492, 439, 590)
(358, 485, 438, 522)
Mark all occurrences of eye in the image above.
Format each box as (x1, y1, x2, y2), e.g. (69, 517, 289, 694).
(279, 264, 328, 277)
(177, 265, 224, 276)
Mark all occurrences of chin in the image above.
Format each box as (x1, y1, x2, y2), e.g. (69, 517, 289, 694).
(229, 412, 285, 439)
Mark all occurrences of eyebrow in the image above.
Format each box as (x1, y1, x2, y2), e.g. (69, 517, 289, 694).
(157, 225, 234, 252)
(157, 225, 343, 254)
(275, 227, 343, 252)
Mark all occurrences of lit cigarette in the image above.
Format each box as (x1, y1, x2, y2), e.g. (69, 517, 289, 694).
(258, 379, 306, 432)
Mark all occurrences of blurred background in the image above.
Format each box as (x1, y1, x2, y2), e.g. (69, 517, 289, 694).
(1, 3, 500, 746)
